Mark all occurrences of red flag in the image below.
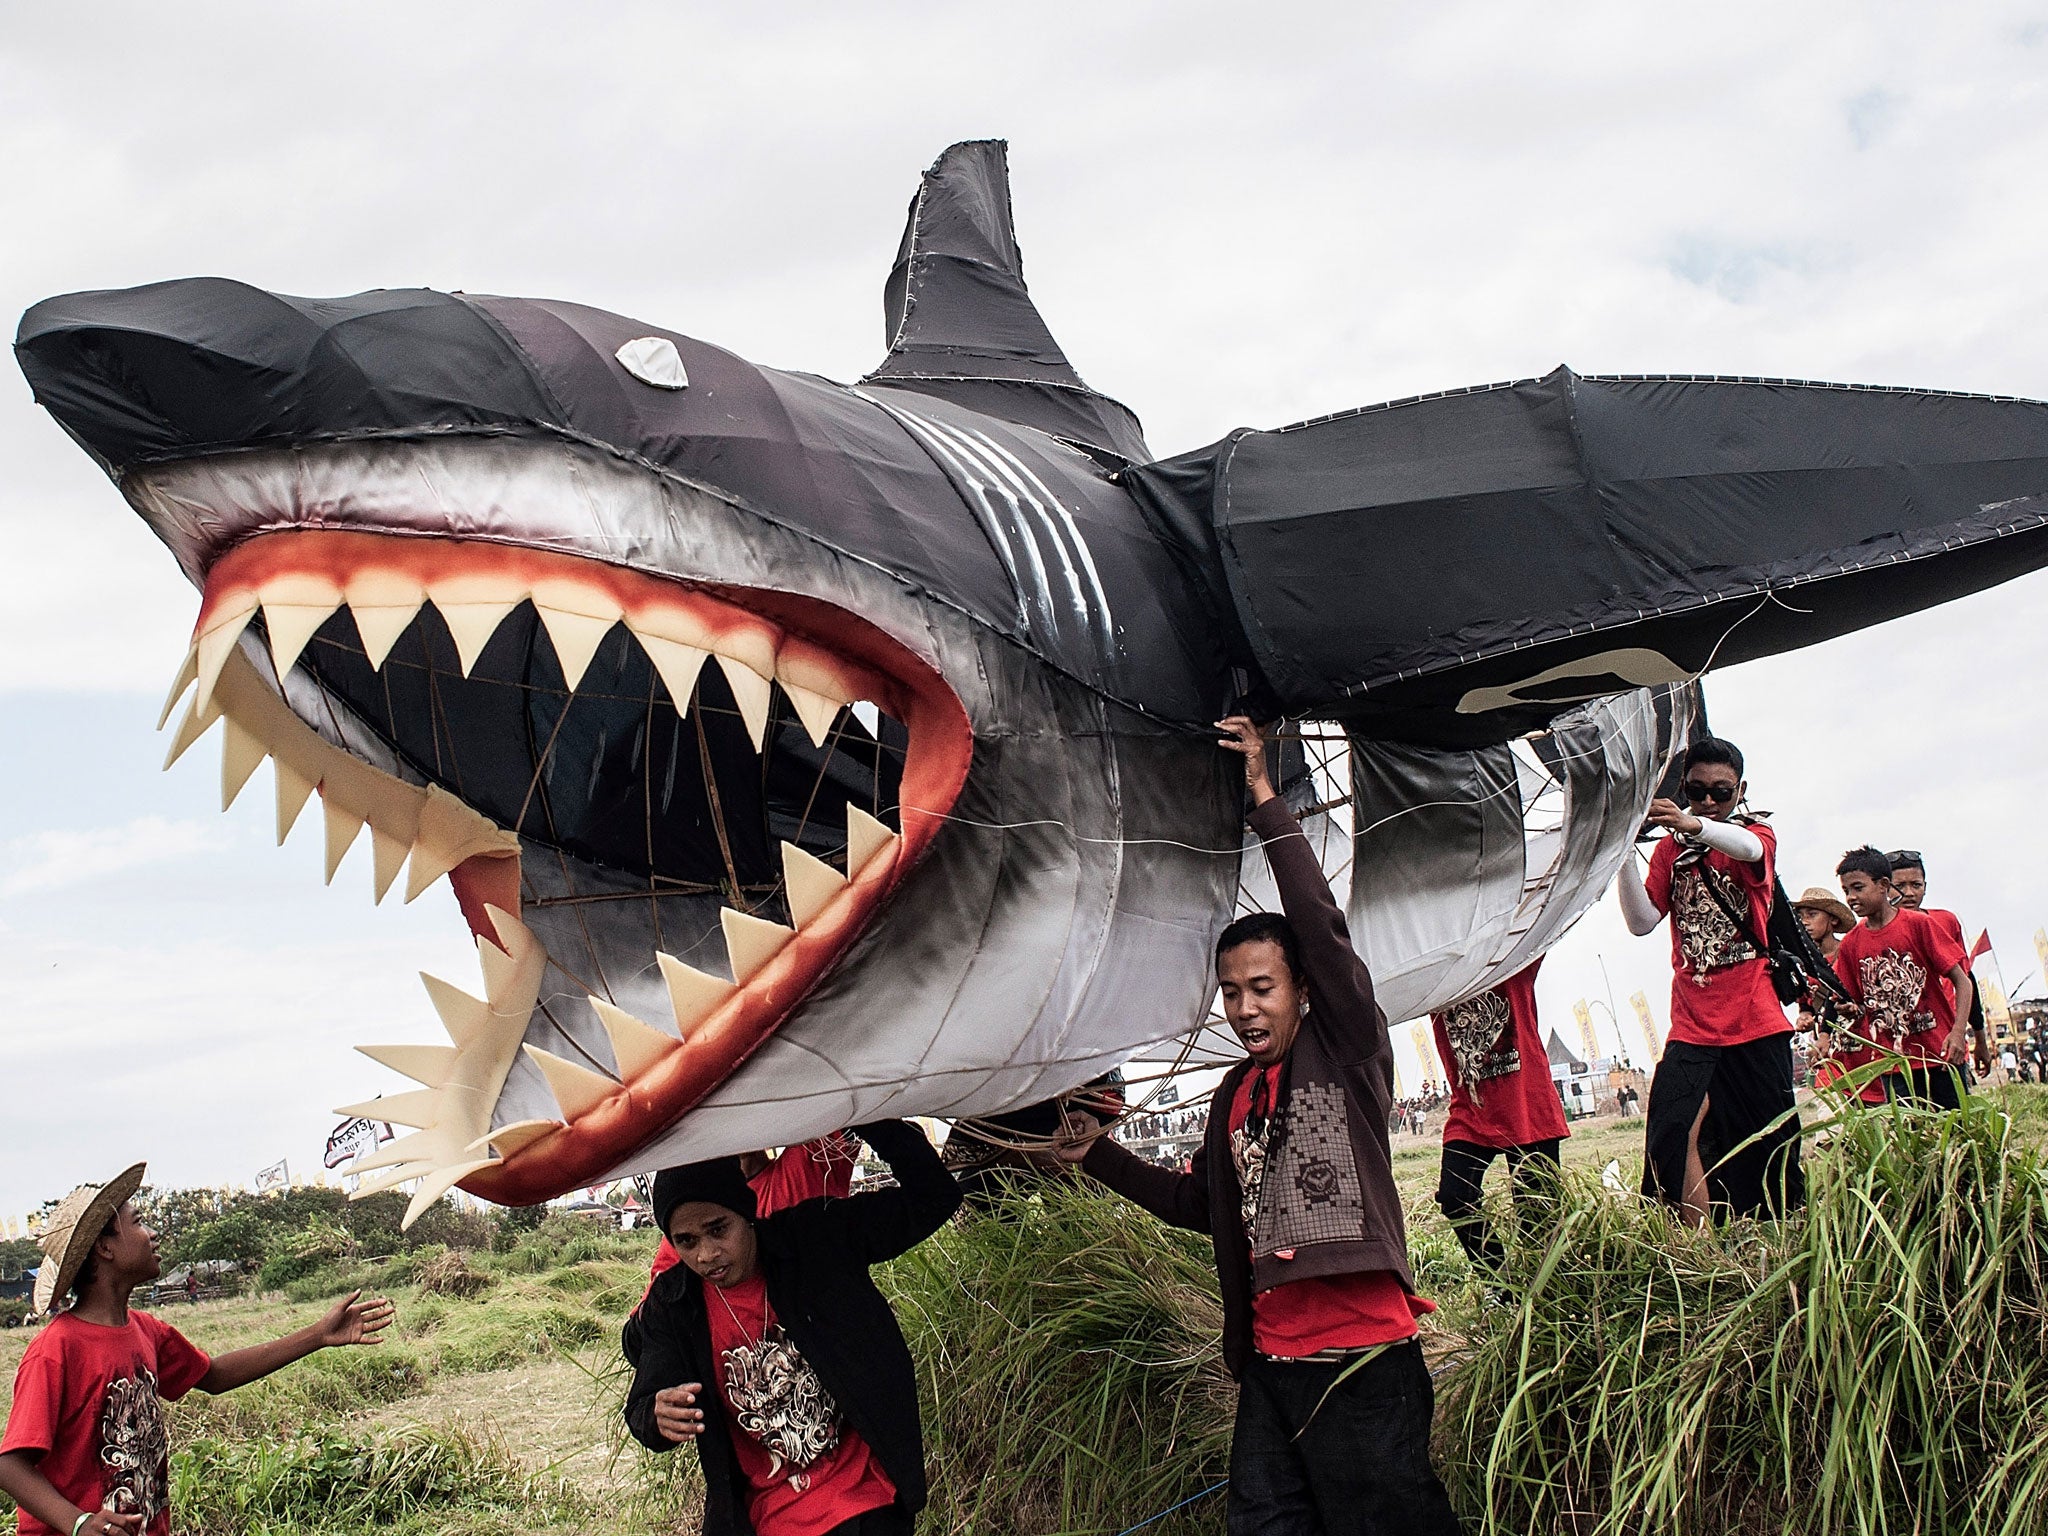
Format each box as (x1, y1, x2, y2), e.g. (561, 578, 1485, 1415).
(1971, 929, 1992, 961)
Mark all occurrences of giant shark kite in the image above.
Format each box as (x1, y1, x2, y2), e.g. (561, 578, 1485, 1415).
(17, 142, 2048, 1220)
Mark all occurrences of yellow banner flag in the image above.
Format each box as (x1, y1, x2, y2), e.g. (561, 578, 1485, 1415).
(1571, 999, 1600, 1063)
(1980, 975, 2013, 1037)
(2035, 928, 2048, 985)
(1409, 1021, 1438, 1087)
(1630, 990, 1664, 1062)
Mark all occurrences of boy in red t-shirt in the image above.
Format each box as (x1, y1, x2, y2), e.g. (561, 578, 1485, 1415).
(1615, 736, 1802, 1225)
(1886, 850, 1993, 1080)
(1430, 960, 1569, 1272)
(1835, 847, 1974, 1111)
(0, 1164, 393, 1536)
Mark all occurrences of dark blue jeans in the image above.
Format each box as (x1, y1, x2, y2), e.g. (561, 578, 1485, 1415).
(1227, 1338, 1463, 1535)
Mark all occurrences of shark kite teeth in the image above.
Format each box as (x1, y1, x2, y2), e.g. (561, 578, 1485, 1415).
(333, 904, 546, 1226)
(330, 803, 897, 1224)
(171, 550, 889, 755)
(160, 528, 954, 1225)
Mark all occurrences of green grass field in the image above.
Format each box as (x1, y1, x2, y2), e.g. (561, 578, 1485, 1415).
(3, 1090, 2042, 1534)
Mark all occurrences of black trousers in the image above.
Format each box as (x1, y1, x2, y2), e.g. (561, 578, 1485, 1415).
(1642, 1034, 1804, 1219)
(1227, 1338, 1463, 1535)
(1434, 1139, 1562, 1271)
(823, 1504, 911, 1536)
(1889, 1063, 1966, 1111)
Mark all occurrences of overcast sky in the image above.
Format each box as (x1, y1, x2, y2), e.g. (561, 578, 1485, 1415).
(5, 2, 2048, 1218)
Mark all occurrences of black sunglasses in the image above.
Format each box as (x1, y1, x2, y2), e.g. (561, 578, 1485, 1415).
(1683, 780, 1737, 805)
(1888, 850, 1923, 870)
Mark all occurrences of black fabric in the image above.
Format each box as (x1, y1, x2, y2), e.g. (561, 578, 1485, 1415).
(1642, 1037, 1804, 1219)
(1227, 1341, 1463, 1536)
(1889, 1064, 1967, 1111)
(652, 1157, 759, 1233)
(821, 1507, 912, 1536)
(1083, 795, 1409, 1379)
(862, 140, 1149, 462)
(1434, 1139, 1562, 1272)
(14, 280, 562, 471)
(624, 1121, 961, 1536)
(1129, 372, 2048, 744)
(18, 272, 1225, 724)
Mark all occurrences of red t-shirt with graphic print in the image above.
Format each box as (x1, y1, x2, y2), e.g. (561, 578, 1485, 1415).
(649, 1134, 857, 1289)
(1835, 907, 1967, 1066)
(1, 1310, 211, 1536)
(1228, 1065, 1433, 1358)
(702, 1270, 895, 1536)
(1644, 821, 1789, 1047)
(1432, 960, 1570, 1150)
(1810, 945, 1889, 1103)
(1923, 908, 1972, 1026)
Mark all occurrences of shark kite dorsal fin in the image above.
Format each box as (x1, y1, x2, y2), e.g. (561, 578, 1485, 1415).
(862, 139, 1148, 463)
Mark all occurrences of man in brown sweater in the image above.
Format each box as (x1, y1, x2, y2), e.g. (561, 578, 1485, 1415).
(1058, 717, 1462, 1535)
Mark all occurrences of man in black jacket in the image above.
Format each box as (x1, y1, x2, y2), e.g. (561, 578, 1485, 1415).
(624, 1119, 961, 1536)
(1059, 717, 1462, 1535)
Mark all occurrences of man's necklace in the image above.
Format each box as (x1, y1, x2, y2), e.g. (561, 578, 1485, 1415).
(712, 1275, 769, 1346)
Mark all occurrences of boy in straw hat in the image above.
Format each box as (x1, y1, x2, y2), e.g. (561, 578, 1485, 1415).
(1793, 886, 1885, 1104)
(0, 1163, 393, 1536)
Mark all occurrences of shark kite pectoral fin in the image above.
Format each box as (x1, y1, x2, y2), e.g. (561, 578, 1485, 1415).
(1455, 648, 1692, 715)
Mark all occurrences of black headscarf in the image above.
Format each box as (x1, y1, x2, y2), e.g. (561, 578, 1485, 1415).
(651, 1156, 758, 1234)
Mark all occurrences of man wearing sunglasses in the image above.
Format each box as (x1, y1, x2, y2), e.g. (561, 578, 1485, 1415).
(1616, 737, 1803, 1225)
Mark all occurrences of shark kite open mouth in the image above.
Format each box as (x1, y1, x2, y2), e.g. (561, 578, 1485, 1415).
(165, 529, 970, 1216)
(19, 139, 2048, 1219)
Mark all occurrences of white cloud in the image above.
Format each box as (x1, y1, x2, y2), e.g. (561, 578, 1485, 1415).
(0, 816, 226, 899)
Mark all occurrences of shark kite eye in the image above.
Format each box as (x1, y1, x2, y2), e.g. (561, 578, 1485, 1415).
(616, 336, 689, 390)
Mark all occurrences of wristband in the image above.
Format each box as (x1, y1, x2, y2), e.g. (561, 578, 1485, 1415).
(73, 1514, 93, 1536)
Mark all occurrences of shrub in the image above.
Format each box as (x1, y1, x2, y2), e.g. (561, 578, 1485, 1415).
(494, 1203, 549, 1251)
(183, 1210, 271, 1268)
(257, 1220, 356, 1292)
(1437, 1088, 2048, 1536)
(414, 1248, 493, 1298)
(887, 1184, 1234, 1536)
(169, 1421, 589, 1532)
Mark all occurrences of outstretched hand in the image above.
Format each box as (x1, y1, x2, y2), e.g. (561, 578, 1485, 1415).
(314, 1290, 394, 1348)
(1216, 716, 1276, 806)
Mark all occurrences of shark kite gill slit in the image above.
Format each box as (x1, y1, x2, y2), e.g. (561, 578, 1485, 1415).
(17, 141, 2048, 1220)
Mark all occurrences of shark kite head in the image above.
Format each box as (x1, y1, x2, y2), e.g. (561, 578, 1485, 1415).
(19, 141, 2048, 1219)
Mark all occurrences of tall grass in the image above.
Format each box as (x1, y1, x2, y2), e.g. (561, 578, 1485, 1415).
(1438, 1087, 2048, 1535)
(886, 1184, 1236, 1536)
(170, 1420, 595, 1534)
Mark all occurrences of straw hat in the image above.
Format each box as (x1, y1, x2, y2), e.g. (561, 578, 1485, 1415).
(1792, 887, 1854, 935)
(33, 1162, 146, 1314)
